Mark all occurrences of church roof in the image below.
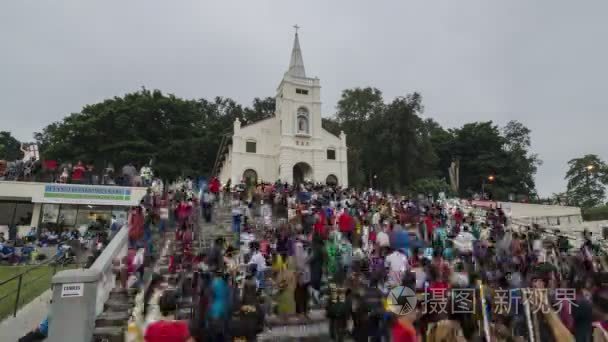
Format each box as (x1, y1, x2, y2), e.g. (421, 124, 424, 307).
(287, 32, 306, 78)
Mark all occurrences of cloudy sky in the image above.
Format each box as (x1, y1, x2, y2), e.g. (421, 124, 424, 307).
(1, 0, 607, 196)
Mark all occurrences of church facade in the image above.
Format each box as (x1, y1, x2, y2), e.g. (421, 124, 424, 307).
(216, 32, 348, 187)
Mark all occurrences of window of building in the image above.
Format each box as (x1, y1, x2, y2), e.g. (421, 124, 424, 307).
(14, 203, 33, 226)
(297, 107, 310, 134)
(246, 141, 257, 153)
(0, 202, 16, 225)
(327, 149, 336, 160)
(296, 88, 309, 95)
(75, 205, 112, 228)
(0, 201, 33, 226)
(58, 204, 78, 226)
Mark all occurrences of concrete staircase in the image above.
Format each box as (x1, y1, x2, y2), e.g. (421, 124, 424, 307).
(92, 288, 137, 342)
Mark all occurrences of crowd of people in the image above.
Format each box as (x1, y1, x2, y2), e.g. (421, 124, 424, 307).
(0, 155, 162, 188)
(137, 179, 608, 342)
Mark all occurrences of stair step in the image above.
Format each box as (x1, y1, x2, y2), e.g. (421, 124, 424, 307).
(95, 311, 130, 327)
(266, 310, 325, 327)
(93, 326, 125, 342)
(104, 300, 134, 312)
(258, 323, 330, 341)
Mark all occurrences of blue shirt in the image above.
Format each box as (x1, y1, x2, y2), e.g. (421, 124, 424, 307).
(39, 317, 49, 336)
(208, 277, 229, 319)
(390, 229, 409, 251)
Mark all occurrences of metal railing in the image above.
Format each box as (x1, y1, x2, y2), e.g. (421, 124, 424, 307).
(0, 258, 75, 320)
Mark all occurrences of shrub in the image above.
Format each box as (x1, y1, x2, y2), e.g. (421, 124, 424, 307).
(582, 205, 608, 221)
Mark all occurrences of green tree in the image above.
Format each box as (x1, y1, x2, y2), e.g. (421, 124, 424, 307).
(321, 118, 341, 137)
(35, 89, 265, 180)
(448, 121, 506, 197)
(33, 86, 542, 195)
(428, 120, 540, 200)
(374, 93, 435, 190)
(500, 120, 541, 198)
(409, 177, 451, 198)
(565, 154, 608, 208)
(243, 97, 275, 123)
(0, 131, 22, 160)
(335, 87, 385, 187)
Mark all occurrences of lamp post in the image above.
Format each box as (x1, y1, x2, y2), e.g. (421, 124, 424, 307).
(369, 172, 377, 189)
(481, 175, 495, 200)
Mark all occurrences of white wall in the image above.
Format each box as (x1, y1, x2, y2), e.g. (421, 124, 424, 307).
(90, 225, 129, 316)
(230, 117, 281, 184)
(217, 69, 349, 186)
(276, 75, 321, 137)
(499, 201, 581, 219)
(0, 181, 44, 200)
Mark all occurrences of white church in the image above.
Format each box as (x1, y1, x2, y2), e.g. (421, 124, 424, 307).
(215, 31, 348, 187)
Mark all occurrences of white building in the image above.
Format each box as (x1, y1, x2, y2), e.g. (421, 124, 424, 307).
(215, 32, 348, 187)
(0, 181, 147, 238)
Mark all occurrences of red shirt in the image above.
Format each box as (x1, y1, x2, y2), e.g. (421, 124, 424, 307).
(425, 216, 435, 234)
(209, 178, 220, 194)
(44, 160, 58, 170)
(144, 320, 190, 342)
(338, 212, 354, 233)
(454, 211, 464, 224)
(72, 166, 85, 180)
(314, 212, 326, 237)
(391, 320, 417, 342)
(369, 230, 377, 242)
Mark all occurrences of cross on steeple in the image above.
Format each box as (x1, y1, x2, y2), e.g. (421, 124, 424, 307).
(287, 25, 306, 77)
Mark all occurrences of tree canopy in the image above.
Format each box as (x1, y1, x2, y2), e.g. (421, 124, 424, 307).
(0, 131, 22, 161)
(35, 89, 274, 180)
(325, 88, 541, 199)
(31, 86, 541, 200)
(565, 154, 608, 208)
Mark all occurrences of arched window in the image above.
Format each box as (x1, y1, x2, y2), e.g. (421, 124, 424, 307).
(296, 107, 309, 134)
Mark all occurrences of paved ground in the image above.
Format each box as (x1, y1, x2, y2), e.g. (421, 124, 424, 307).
(0, 289, 51, 341)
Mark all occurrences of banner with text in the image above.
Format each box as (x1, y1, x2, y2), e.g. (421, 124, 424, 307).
(33, 184, 140, 206)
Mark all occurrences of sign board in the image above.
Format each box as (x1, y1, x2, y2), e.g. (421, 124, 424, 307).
(61, 283, 84, 298)
(34, 184, 137, 206)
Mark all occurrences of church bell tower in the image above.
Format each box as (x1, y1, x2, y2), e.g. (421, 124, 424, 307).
(275, 28, 322, 139)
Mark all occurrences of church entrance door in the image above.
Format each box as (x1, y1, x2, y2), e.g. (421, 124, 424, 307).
(243, 169, 258, 187)
(292, 162, 312, 185)
(326, 174, 338, 186)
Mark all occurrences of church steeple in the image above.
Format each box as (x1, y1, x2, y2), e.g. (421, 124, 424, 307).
(287, 26, 306, 78)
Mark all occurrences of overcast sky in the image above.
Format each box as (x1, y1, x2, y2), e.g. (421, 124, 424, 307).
(1, 0, 607, 196)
